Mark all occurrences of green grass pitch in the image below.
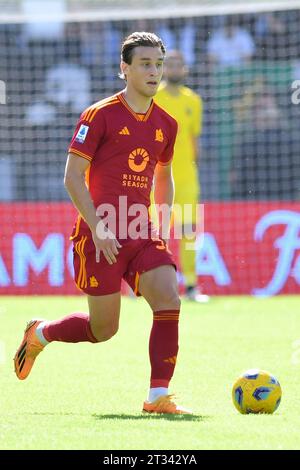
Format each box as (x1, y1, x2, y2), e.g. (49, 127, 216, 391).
(1, 295, 300, 450)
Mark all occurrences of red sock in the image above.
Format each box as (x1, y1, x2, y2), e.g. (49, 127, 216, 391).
(43, 312, 98, 343)
(149, 309, 180, 388)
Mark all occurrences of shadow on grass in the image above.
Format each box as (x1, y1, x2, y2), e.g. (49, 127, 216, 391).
(21, 412, 208, 422)
(92, 413, 208, 422)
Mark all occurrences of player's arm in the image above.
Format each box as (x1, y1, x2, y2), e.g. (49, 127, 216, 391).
(65, 153, 99, 232)
(64, 153, 121, 265)
(153, 161, 174, 241)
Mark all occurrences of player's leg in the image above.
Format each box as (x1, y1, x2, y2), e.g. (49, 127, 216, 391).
(14, 292, 121, 380)
(138, 264, 180, 311)
(138, 264, 191, 414)
(40, 291, 121, 343)
(87, 293, 121, 342)
(138, 265, 180, 399)
(14, 232, 124, 380)
(175, 188, 209, 303)
(179, 228, 197, 287)
(180, 225, 209, 303)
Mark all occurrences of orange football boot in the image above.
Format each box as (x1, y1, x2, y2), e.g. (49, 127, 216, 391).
(143, 395, 193, 415)
(14, 319, 45, 380)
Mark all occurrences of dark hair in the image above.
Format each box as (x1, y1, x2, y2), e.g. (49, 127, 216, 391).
(121, 31, 166, 65)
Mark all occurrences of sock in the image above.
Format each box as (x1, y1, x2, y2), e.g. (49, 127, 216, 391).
(148, 387, 168, 403)
(149, 309, 180, 389)
(35, 321, 50, 346)
(42, 312, 98, 343)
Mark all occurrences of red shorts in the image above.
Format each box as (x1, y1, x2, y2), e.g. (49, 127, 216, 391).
(72, 232, 176, 296)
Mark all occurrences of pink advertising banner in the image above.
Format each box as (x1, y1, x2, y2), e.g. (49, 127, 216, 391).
(0, 202, 299, 296)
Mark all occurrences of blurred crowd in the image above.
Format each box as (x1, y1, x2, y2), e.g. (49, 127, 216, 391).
(0, 7, 300, 201)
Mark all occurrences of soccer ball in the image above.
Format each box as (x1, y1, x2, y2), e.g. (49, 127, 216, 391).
(232, 369, 282, 414)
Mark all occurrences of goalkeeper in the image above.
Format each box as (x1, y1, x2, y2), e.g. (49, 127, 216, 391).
(155, 50, 209, 302)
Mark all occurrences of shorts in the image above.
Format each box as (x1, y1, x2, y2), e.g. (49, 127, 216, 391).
(72, 232, 176, 296)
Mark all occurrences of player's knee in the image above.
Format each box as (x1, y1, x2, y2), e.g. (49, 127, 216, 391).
(91, 324, 119, 343)
(168, 290, 181, 310)
(155, 287, 181, 311)
(98, 328, 118, 342)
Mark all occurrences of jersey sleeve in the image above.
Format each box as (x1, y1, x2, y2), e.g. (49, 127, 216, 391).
(191, 94, 203, 137)
(157, 119, 178, 166)
(68, 109, 105, 162)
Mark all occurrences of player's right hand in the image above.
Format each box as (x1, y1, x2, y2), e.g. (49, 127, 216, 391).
(92, 223, 122, 265)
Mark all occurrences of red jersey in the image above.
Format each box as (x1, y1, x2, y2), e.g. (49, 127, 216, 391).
(68, 91, 178, 240)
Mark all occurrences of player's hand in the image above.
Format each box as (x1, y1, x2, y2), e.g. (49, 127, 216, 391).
(92, 222, 122, 265)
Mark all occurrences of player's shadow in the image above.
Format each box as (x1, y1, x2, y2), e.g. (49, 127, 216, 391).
(92, 413, 207, 422)
(23, 412, 208, 421)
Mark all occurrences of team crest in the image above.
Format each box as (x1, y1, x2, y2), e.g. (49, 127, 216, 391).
(89, 276, 99, 287)
(155, 129, 164, 142)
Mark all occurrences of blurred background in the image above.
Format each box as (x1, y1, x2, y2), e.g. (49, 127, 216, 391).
(0, 0, 299, 295)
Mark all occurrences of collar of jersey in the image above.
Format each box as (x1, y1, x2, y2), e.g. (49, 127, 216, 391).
(118, 92, 154, 122)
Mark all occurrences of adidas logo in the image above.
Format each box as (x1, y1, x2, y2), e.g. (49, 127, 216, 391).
(119, 126, 130, 135)
(163, 356, 177, 365)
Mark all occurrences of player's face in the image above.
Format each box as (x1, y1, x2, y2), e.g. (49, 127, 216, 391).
(163, 56, 187, 85)
(123, 46, 164, 97)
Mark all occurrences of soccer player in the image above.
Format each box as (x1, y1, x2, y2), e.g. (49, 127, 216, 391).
(14, 32, 192, 415)
(155, 50, 209, 303)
